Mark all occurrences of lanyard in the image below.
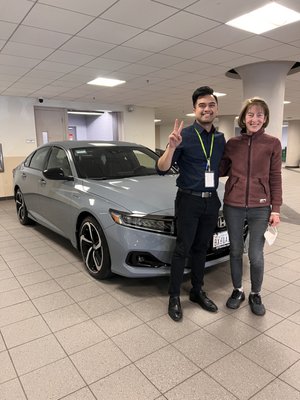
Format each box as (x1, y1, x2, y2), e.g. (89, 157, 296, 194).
(194, 127, 214, 171)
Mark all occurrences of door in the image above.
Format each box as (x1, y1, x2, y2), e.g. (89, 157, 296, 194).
(34, 107, 68, 146)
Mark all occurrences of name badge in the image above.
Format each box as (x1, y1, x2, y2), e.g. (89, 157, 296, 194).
(205, 171, 215, 188)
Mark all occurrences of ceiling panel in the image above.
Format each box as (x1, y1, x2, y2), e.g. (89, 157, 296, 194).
(59, 37, 116, 56)
(2, 42, 54, 59)
(22, 3, 94, 34)
(39, 0, 118, 17)
(100, 0, 177, 29)
(124, 31, 182, 52)
(79, 18, 142, 44)
(0, 21, 17, 40)
(0, 0, 34, 23)
(151, 11, 220, 39)
(1, 0, 300, 122)
(10, 26, 71, 48)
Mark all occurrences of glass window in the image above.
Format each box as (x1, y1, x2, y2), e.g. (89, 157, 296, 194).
(29, 147, 50, 170)
(71, 145, 174, 179)
(47, 147, 72, 176)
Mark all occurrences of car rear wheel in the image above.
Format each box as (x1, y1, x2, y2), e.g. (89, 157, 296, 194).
(15, 189, 32, 225)
(79, 216, 112, 279)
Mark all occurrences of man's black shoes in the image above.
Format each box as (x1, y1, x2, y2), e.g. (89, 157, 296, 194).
(189, 290, 218, 312)
(168, 296, 182, 321)
(226, 289, 245, 309)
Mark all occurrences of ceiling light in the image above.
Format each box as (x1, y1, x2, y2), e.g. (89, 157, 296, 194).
(68, 111, 104, 116)
(154, 119, 161, 123)
(213, 92, 226, 97)
(186, 113, 195, 117)
(284, 101, 291, 104)
(226, 3, 300, 34)
(87, 77, 126, 87)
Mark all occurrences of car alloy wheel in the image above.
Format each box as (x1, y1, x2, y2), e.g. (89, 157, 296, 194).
(79, 216, 112, 279)
(15, 189, 31, 225)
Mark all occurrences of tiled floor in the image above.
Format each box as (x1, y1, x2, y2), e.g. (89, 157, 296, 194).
(0, 167, 300, 400)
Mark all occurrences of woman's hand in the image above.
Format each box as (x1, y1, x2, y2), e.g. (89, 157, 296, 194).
(269, 213, 280, 227)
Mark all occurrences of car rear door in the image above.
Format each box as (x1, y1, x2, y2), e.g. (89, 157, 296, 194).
(19, 146, 51, 219)
(36, 146, 76, 238)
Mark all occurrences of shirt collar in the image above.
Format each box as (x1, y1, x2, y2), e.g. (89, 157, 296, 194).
(193, 120, 216, 135)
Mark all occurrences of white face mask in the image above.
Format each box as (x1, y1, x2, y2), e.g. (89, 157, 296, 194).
(264, 225, 278, 246)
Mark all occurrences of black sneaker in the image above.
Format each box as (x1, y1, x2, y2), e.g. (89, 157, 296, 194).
(226, 289, 245, 309)
(249, 293, 266, 316)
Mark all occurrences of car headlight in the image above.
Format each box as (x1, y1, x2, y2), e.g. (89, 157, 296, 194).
(109, 209, 175, 236)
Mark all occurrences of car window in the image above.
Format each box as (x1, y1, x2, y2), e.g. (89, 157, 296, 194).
(29, 147, 50, 170)
(47, 147, 72, 176)
(24, 153, 34, 167)
(72, 145, 171, 179)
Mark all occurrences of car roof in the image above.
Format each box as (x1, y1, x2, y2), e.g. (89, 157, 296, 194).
(39, 140, 146, 150)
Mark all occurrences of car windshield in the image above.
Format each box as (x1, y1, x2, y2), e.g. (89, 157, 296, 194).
(71, 145, 175, 179)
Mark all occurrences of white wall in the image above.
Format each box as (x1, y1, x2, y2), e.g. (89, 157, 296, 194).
(158, 123, 173, 150)
(0, 96, 37, 156)
(86, 112, 113, 140)
(121, 106, 155, 150)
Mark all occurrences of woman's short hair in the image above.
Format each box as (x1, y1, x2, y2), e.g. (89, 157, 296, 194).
(238, 97, 270, 130)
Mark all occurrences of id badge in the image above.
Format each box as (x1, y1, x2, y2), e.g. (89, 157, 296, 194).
(205, 171, 215, 188)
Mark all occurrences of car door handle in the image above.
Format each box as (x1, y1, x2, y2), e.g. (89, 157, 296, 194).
(21, 172, 27, 178)
(39, 178, 46, 185)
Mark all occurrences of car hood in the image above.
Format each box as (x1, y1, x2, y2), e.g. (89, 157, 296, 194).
(80, 175, 226, 216)
(82, 174, 178, 215)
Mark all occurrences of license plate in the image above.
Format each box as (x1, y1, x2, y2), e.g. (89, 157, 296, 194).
(213, 231, 230, 249)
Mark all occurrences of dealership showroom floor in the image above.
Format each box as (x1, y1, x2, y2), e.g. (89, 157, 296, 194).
(0, 167, 300, 400)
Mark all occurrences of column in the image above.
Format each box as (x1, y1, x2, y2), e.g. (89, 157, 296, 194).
(286, 120, 300, 167)
(217, 115, 236, 141)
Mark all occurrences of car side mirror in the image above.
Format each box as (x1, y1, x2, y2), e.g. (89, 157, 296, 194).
(43, 168, 74, 181)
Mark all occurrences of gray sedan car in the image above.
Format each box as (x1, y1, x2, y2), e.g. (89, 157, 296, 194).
(13, 141, 235, 280)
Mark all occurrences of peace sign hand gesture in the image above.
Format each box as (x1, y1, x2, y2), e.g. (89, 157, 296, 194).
(169, 119, 183, 149)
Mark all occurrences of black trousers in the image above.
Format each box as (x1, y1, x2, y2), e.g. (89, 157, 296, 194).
(168, 190, 221, 296)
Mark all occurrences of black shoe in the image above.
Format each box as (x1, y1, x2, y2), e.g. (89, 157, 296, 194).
(168, 296, 182, 321)
(226, 289, 245, 309)
(189, 290, 218, 312)
(249, 293, 266, 316)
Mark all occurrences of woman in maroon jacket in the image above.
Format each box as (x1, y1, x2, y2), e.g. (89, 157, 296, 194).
(220, 98, 282, 315)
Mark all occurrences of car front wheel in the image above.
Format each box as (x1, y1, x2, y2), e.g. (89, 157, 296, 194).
(79, 216, 112, 279)
(15, 189, 32, 225)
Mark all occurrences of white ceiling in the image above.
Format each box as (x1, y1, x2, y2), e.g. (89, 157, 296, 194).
(1, 0, 300, 124)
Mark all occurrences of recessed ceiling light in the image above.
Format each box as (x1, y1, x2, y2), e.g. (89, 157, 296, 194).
(213, 92, 226, 97)
(154, 119, 161, 123)
(68, 111, 104, 115)
(284, 100, 291, 104)
(186, 113, 195, 117)
(87, 77, 126, 87)
(226, 2, 300, 34)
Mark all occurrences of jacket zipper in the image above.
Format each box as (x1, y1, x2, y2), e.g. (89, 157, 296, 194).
(245, 136, 252, 207)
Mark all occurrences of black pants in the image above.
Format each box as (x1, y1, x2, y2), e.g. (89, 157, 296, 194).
(168, 190, 221, 296)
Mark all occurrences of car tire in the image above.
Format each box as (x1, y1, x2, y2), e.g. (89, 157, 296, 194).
(15, 189, 32, 225)
(79, 216, 112, 280)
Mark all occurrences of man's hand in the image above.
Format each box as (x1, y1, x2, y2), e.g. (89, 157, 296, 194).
(157, 119, 184, 172)
(169, 119, 183, 149)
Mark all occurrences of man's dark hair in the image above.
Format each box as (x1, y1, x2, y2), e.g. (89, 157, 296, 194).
(192, 86, 218, 107)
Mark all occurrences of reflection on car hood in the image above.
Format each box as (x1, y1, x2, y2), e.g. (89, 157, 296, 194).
(84, 174, 178, 215)
(82, 175, 225, 216)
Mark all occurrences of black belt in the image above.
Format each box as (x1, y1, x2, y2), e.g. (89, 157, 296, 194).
(178, 188, 215, 198)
